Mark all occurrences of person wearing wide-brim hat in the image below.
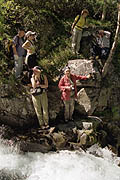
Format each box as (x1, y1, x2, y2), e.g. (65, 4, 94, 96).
(31, 66, 49, 129)
(71, 9, 89, 55)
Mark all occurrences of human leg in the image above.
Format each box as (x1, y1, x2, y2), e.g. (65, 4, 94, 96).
(63, 100, 70, 121)
(14, 56, 23, 78)
(69, 98, 75, 120)
(72, 28, 80, 54)
(76, 29, 82, 54)
(40, 92, 49, 126)
(32, 95, 44, 127)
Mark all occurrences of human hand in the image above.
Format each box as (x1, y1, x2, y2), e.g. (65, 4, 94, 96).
(87, 74, 91, 79)
(14, 54, 19, 60)
(66, 86, 71, 90)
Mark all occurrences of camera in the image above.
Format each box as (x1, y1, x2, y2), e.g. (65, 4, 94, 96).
(71, 86, 75, 91)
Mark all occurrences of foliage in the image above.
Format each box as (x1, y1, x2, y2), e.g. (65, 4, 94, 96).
(0, 0, 119, 82)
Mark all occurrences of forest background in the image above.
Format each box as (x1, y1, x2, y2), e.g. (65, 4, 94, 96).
(0, 0, 120, 83)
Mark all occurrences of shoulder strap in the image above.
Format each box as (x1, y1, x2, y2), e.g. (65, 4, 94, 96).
(14, 35, 19, 47)
(73, 15, 80, 30)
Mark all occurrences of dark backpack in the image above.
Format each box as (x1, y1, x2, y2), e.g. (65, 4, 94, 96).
(5, 36, 19, 60)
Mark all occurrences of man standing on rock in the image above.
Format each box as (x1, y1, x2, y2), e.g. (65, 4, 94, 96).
(58, 66, 90, 122)
(71, 9, 89, 55)
(12, 27, 26, 78)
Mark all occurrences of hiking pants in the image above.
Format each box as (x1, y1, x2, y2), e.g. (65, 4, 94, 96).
(63, 98, 75, 121)
(32, 91, 49, 127)
(14, 56, 24, 78)
(72, 28, 82, 54)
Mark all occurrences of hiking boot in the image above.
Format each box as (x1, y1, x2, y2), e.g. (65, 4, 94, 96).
(64, 119, 69, 123)
(70, 118, 74, 121)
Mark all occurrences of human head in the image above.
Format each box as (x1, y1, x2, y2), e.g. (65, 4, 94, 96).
(64, 66, 71, 77)
(81, 9, 89, 17)
(18, 27, 25, 38)
(25, 31, 36, 40)
(98, 30, 104, 37)
(32, 66, 42, 74)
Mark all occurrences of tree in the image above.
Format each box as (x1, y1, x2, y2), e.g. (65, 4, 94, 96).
(102, 1, 120, 78)
(101, 0, 107, 21)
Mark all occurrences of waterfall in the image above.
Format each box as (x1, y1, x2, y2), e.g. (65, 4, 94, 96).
(0, 139, 120, 180)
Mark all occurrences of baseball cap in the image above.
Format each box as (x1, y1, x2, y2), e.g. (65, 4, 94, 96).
(64, 66, 70, 72)
(32, 66, 42, 72)
(26, 31, 36, 38)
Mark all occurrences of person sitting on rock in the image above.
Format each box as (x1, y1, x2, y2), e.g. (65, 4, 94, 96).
(91, 30, 111, 61)
(58, 66, 91, 123)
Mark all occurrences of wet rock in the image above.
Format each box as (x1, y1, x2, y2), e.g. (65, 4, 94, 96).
(0, 168, 25, 180)
(51, 132, 67, 149)
(19, 141, 52, 153)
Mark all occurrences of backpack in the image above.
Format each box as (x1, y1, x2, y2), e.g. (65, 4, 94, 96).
(5, 36, 19, 60)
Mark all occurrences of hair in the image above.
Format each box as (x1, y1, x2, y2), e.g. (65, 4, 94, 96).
(18, 27, 25, 32)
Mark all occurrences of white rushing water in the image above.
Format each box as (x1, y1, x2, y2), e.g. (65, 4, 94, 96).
(0, 139, 120, 180)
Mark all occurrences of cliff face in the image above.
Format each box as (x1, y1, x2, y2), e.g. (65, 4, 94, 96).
(0, 59, 120, 128)
(1, 59, 120, 155)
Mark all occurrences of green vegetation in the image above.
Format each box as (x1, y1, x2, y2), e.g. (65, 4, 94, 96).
(0, 0, 119, 82)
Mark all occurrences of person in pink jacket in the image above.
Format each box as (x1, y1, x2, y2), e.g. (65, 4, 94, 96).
(58, 66, 90, 122)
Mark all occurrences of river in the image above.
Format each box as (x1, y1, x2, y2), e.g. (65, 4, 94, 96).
(0, 139, 120, 180)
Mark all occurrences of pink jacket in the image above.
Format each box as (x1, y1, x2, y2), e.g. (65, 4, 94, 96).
(58, 74, 87, 101)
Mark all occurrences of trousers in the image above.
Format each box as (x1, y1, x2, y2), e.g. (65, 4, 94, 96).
(63, 98, 75, 120)
(32, 91, 49, 127)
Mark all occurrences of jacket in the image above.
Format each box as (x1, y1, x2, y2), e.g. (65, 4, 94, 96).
(58, 74, 87, 101)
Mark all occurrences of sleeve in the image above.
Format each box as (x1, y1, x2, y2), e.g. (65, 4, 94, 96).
(13, 36, 18, 46)
(58, 77, 66, 92)
(75, 15, 79, 22)
(104, 31, 111, 38)
(74, 74, 87, 80)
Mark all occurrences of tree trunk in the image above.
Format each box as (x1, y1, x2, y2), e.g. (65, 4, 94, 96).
(101, 0, 107, 21)
(102, 3, 120, 78)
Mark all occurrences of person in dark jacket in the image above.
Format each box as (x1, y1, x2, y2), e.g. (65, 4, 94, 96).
(12, 27, 26, 78)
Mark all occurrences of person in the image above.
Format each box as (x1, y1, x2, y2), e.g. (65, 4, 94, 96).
(12, 27, 26, 78)
(22, 31, 37, 69)
(58, 66, 90, 122)
(31, 66, 49, 129)
(91, 30, 111, 60)
(71, 9, 89, 55)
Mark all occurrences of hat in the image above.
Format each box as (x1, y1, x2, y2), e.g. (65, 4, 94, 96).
(64, 66, 70, 73)
(26, 31, 36, 38)
(32, 66, 42, 72)
(81, 9, 89, 15)
(98, 30, 104, 35)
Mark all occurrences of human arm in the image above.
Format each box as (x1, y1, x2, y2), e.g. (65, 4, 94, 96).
(74, 74, 91, 80)
(31, 75, 48, 89)
(22, 41, 32, 52)
(39, 75, 48, 89)
(104, 31, 111, 38)
(12, 36, 19, 59)
(31, 75, 37, 89)
(71, 15, 80, 31)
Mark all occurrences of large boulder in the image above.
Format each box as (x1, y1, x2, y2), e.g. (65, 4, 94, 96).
(0, 59, 120, 128)
(0, 84, 62, 128)
(68, 59, 101, 115)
